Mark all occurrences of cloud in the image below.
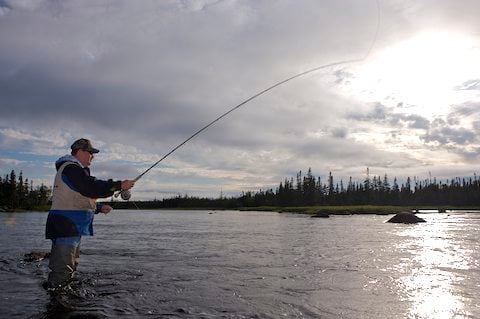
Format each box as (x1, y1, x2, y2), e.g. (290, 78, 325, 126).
(0, 0, 378, 147)
(447, 102, 480, 119)
(347, 103, 430, 129)
(333, 69, 354, 85)
(1, 0, 480, 198)
(0, 157, 24, 170)
(331, 127, 348, 139)
(455, 79, 480, 91)
(424, 127, 476, 145)
(419, 103, 480, 160)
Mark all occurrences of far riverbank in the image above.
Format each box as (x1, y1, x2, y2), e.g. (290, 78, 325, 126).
(239, 205, 480, 215)
(3, 204, 480, 215)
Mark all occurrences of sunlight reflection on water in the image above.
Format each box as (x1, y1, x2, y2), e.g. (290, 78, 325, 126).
(396, 213, 476, 319)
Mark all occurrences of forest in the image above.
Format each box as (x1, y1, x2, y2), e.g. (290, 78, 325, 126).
(110, 168, 480, 209)
(2, 168, 480, 211)
(0, 170, 51, 211)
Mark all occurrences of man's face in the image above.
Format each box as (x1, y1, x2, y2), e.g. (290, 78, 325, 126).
(76, 149, 94, 167)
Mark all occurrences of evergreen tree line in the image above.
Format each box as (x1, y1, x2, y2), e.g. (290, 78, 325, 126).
(112, 168, 480, 209)
(0, 170, 51, 210)
(3, 168, 480, 210)
(271, 168, 480, 207)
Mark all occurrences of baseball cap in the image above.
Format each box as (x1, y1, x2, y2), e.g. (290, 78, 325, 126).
(70, 138, 100, 154)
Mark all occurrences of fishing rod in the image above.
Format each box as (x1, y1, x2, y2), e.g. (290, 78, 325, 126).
(115, 60, 360, 200)
(116, 0, 380, 201)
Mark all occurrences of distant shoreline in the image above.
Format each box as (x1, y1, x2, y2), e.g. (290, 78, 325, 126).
(239, 205, 480, 215)
(3, 205, 480, 214)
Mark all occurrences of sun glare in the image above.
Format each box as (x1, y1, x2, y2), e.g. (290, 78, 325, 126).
(349, 31, 480, 118)
(396, 215, 473, 318)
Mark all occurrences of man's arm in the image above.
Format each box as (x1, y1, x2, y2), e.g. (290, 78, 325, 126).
(62, 164, 121, 198)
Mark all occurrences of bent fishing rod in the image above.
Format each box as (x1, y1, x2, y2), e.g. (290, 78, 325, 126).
(114, 61, 356, 200)
(116, 0, 380, 201)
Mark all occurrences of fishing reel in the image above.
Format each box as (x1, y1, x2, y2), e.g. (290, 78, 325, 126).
(120, 190, 131, 200)
(114, 189, 131, 201)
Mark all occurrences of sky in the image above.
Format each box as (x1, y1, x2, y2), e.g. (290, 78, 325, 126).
(1, 0, 479, 200)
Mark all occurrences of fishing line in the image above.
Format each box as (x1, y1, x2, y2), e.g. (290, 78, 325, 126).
(116, 0, 381, 200)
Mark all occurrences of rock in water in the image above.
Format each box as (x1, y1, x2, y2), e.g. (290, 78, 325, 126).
(311, 212, 330, 218)
(387, 212, 426, 224)
(24, 251, 50, 262)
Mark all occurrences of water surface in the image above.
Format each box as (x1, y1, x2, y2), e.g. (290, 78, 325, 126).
(1, 210, 479, 318)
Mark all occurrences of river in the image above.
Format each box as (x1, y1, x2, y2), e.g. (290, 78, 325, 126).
(1, 210, 479, 318)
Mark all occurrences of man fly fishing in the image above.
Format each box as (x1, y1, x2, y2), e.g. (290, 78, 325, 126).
(45, 138, 135, 289)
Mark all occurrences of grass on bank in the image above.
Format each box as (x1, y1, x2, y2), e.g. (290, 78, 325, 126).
(240, 205, 407, 215)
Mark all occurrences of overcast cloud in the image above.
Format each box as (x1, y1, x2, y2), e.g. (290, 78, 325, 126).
(1, 0, 480, 199)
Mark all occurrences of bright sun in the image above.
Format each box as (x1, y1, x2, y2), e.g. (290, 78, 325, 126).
(349, 31, 480, 118)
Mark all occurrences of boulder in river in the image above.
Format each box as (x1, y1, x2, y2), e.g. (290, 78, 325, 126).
(311, 212, 330, 218)
(387, 211, 426, 224)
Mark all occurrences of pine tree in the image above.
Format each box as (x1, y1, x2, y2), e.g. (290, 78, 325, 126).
(8, 170, 17, 208)
(328, 172, 334, 197)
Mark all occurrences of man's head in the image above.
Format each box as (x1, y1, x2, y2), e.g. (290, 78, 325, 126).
(70, 138, 99, 167)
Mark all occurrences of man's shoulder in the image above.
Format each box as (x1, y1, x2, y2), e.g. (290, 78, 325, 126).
(55, 155, 82, 170)
(61, 162, 86, 177)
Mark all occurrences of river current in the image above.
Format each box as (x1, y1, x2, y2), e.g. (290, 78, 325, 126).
(0, 210, 479, 318)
